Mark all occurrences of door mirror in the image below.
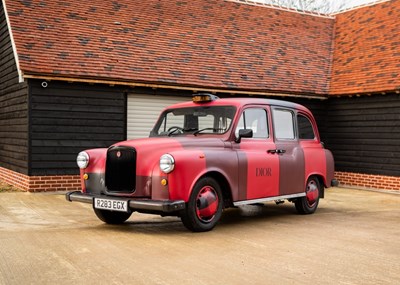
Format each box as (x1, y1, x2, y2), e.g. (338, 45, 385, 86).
(236, 129, 253, 143)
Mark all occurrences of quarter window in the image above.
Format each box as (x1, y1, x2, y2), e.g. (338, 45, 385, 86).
(272, 109, 295, 140)
(298, 114, 315, 140)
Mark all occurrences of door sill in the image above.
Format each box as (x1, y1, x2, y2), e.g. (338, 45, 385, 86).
(233, 192, 305, 206)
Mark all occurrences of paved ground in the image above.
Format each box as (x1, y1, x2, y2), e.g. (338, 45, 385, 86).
(0, 187, 399, 285)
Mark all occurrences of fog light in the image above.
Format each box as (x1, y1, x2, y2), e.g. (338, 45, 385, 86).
(83, 173, 89, 180)
(161, 179, 168, 186)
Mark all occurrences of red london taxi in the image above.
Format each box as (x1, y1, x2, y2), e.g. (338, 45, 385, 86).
(66, 94, 337, 232)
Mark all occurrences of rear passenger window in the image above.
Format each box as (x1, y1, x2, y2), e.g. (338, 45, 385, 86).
(298, 115, 315, 140)
(272, 109, 295, 140)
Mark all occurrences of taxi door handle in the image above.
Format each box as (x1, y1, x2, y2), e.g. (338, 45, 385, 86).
(267, 149, 286, 154)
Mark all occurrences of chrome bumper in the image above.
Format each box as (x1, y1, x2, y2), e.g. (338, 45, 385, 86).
(66, 191, 185, 213)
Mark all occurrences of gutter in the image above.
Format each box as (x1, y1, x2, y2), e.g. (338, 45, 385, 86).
(2, 0, 23, 83)
(23, 73, 328, 100)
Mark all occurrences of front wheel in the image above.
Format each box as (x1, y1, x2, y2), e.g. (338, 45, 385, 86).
(295, 177, 322, 214)
(94, 209, 132, 224)
(181, 177, 223, 232)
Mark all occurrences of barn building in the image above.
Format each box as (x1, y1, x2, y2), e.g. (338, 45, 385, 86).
(0, 0, 399, 191)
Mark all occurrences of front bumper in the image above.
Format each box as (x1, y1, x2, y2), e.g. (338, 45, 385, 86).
(66, 191, 185, 213)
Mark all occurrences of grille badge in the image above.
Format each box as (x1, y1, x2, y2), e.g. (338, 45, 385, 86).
(116, 151, 121, 158)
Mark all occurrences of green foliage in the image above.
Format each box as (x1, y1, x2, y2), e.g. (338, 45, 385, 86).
(0, 181, 22, 192)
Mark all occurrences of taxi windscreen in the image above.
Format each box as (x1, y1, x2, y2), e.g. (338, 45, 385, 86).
(151, 106, 236, 137)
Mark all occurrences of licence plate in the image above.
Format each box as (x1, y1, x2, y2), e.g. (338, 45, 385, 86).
(94, 198, 129, 212)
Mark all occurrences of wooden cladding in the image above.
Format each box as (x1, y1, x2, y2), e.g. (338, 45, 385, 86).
(27, 85, 400, 178)
(29, 80, 126, 175)
(0, 3, 29, 174)
(326, 94, 400, 177)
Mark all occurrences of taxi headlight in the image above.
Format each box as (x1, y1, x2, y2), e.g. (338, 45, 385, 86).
(76, 151, 89, 169)
(160, 154, 175, 174)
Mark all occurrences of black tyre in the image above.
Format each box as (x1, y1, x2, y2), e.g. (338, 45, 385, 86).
(295, 176, 321, 214)
(94, 209, 132, 224)
(181, 177, 223, 232)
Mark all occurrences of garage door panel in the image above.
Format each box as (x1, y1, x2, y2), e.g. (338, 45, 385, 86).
(127, 94, 189, 139)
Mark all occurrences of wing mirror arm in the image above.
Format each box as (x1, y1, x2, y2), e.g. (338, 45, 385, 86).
(235, 129, 253, 143)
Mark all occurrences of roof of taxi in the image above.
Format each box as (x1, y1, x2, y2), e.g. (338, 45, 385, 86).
(167, 96, 309, 112)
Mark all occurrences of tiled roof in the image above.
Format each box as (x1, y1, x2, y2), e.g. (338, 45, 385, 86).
(330, 0, 400, 95)
(4, 0, 334, 97)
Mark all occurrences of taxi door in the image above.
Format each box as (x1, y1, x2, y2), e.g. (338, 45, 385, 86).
(271, 108, 305, 195)
(234, 106, 280, 200)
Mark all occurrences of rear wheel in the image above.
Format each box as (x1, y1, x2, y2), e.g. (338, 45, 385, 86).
(94, 209, 132, 224)
(295, 176, 321, 214)
(181, 177, 223, 232)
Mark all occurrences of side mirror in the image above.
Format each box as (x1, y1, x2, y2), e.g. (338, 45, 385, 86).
(236, 129, 253, 143)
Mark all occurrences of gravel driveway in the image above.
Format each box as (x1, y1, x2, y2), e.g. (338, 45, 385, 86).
(0, 187, 399, 285)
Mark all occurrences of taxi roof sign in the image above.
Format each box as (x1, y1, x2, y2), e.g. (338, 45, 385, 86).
(192, 93, 220, 103)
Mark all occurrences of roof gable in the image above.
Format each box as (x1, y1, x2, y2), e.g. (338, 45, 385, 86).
(4, 0, 334, 97)
(331, 0, 400, 95)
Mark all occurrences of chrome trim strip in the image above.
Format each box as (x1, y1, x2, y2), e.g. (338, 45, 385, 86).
(233, 193, 306, 206)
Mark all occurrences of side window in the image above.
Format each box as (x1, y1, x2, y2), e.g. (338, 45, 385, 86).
(298, 114, 315, 140)
(272, 109, 295, 140)
(235, 108, 269, 139)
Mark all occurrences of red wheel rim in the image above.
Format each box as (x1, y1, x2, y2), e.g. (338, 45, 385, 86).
(195, 186, 219, 223)
(305, 179, 319, 207)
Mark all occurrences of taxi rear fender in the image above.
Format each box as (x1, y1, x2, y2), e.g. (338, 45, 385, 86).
(305, 173, 326, 198)
(325, 149, 336, 188)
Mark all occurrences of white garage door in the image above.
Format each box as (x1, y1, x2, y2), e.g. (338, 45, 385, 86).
(127, 94, 189, 139)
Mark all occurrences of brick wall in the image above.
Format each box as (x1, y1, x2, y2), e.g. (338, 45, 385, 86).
(335, 171, 400, 191)
(1, 166, 399, 192)
(0, 166, 80, 192)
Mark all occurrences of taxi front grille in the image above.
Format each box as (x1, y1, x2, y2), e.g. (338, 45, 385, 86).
(105, 146, 136, 193)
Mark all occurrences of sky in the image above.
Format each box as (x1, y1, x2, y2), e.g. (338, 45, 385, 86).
(328, 0, 379, 12)
(254, 0, 386, 13)
(339, 0, 382, 10)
